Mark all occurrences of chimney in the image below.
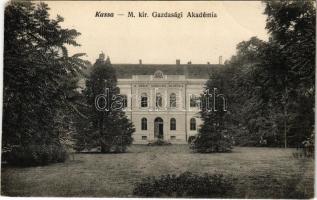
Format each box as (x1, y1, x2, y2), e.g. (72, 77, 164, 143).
(98, 51, 105, 61)
(207, 61, 210, 65)
(187, 61, 192, 64)
(105, 56, 111, 64)
(176, 59, 180, 65)
(219, 56, 223, 65)
(139, 59, 142, 65)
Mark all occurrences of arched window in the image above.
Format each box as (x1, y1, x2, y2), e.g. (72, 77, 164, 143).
(170, 118, 176, 130)
(190, 118, 196, 130)
(156, 93, 162, 108)
(141, 118, 147, 130)
(141, 93, 148, 107)
(170, 93, 176, 108)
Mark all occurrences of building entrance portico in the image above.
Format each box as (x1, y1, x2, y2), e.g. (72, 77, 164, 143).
(154, 117, 164, 139)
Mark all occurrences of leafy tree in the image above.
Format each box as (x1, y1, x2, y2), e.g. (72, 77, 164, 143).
(74, 54, 134, 153)
(191, 73, 233, 153)
(231, 38, 285, 146)
(55, 74, 88, 158)
(3, 1, 87, 165)
(263, 0, 315, 147)
(218, 1, 315, 147)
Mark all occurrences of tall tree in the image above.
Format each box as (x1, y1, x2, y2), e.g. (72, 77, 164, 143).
(74, 53, 134, 153)
(263, 0, 315, 147)
(221, 1, 315, 147)
(191, 73, 233, 153)
(3, 1, 88, 165)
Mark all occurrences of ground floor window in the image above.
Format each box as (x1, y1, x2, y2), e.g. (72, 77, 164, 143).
(190, 118, 196, 130)
(141, 118, 147, 130)
(170, 118, 176, 130)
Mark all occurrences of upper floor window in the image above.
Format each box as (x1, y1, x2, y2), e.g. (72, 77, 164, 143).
(141, 93, 148, 107)
(156, 93, 162, 108)
(170, 118, 176, 130)
(190, 94, 201, 108)
(190, 118, 196, 130)
(141, 118, 147, 130)
(121, 95, 127, 108)
(170, 93, 176, 108)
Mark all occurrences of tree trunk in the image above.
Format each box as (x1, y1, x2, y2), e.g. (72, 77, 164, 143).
(283, 83, 288, 148)
(284, 105, 287, 148)
(100, 144, 108, 153)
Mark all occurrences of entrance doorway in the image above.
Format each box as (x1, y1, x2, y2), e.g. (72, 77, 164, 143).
(154, 117, 164, 139)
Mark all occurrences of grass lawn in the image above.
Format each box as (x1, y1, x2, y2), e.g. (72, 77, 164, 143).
(1, 145, 314, 198)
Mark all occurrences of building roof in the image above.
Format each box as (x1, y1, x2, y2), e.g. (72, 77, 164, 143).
(112, 64, 222, 79)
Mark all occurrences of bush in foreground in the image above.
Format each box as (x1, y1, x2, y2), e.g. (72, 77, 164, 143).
(147, 138, 171, 146)
(191, 132, 233, 153)
(133, 171, 234, 197)
(4, 144, 68, 166)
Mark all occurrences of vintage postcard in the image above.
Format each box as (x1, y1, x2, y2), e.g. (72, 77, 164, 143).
(1, 0, 315, 198)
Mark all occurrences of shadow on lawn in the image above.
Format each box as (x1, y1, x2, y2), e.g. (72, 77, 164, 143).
(76, 151, 134, 154)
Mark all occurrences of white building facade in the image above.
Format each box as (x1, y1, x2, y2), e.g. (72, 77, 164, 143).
(113, 61, 220, 144)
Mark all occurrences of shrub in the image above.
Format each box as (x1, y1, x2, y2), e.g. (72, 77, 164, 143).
(4, 144, 68, 166)
(147, 138, 171, 146)
(133, 171, 234, 197)
(190, 132, 233, 153)
(188, 136, 196, 144)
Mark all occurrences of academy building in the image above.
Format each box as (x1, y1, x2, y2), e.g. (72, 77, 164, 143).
(112, 57, 223, 144)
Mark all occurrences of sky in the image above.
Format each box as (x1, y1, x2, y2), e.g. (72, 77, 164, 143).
(45, 1, 269, 64)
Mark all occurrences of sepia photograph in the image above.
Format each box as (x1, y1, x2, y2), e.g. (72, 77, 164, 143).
(1, 0, 315, 198)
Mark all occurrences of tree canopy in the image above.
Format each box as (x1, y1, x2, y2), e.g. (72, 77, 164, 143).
(74, 54, 135, 153)
(3, 1, 88, 165)
(203, 1, 315, 148)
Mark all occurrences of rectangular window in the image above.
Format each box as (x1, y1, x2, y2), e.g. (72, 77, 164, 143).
(190, 124, 196, 130)
(170, 93, 176, 108)
(170, 136, 176, 140)
(170, 118, 176, 130)
(190, 96, 196, 107)
(142, 136, 147, 140)
(121, 95, 127, 108)
(170, 123, 176, 130)
(190, 95, 201, 108)
(141, 118, 147, 130)
(190, 118, 196, 130)
(141, 96, 148, 107)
